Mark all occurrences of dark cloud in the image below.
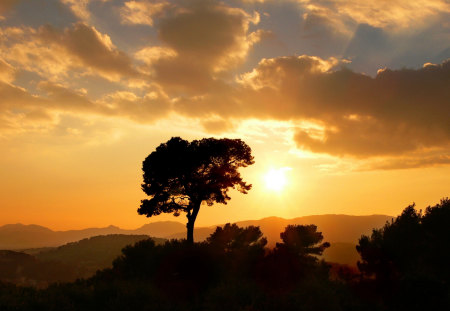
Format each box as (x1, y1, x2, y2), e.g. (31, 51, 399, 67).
(172, 55, 449, 159)
(240, 56, 450, 157)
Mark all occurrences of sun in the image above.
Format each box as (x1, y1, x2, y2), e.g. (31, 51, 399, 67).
(264, 168, 291, 191)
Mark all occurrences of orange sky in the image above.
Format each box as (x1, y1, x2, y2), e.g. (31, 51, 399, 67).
(0, 0, 449, 230)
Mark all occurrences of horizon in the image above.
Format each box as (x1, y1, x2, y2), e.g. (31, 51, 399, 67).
(0, 0, 449, 231)
(2, 211, 396, 231)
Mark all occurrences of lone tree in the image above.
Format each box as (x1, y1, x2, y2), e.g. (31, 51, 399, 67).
(139, 137, 254, 243)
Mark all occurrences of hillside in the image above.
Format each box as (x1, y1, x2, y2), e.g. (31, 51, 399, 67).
(0, 250, 77, 287)
(35, 235, 165, 278)
(0, 235, 165, 286)
(166, 214, 392, 245)
(0, 222, 183, 250)
(166, 214, 392, 264)
(1, 214, 392, 265)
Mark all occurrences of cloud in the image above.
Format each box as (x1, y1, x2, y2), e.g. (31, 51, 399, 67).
(0, 76, 171, 134)
(0, 82, 38, 111)
(1, 0, 448, 170)
(136, 0, 264, 94)
(234, 56, 450, 158)
(61, 0, 91, 21)
(0, 23, 141, 82)
(120, 0, 170, 26)
(0, 58, 15, 83)
(39, 23, 140, 81)
(251, 0, 450, 30)
(37, 81, 99, 112)
(315, 0, 450, 29)
(0, 26, 74, 81)
(98, 89, 171, 122)
(360, 154, 450, 171)
(169, 55, 449, 160)
(201, 117, 234, 133)
(134, 46, 177, 66)
(35, 80, 172, 122)
(0, 80, 54, 133)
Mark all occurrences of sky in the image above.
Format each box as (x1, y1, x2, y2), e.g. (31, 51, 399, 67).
(0, 0, 449, 230)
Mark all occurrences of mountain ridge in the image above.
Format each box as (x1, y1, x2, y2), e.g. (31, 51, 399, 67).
(0, 214, 392, 250)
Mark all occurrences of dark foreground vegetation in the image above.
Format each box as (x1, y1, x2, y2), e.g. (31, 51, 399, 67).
(0, 199, 448, 311)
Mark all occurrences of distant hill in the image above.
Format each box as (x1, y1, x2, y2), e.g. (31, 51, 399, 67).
(35, 235, 159, 271)
(1, 214, 392, 265)
(35, 234, 165, 278)
(131, 221, 186, 237)
(0, 250, 77, 287)
(0, 214, 393, 286)
(323, 242, 360, 266)
(0, 235, 165, 286)
(0, 224, 125, 249)
(167, 214, 392, 244)
(165, 214, 392, 266)
(0, 222, 183, 250)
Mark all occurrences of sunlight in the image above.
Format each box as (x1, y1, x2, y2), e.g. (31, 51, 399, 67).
(264, 167, 291, 192)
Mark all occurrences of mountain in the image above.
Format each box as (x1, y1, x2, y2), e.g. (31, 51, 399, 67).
(0, 222, 183, 250)
(164, 214, 392, 265)
(322, 242, 361, 266)
(167, 214, 392, 245)
(1, 215, 392, 265)
(0, 235, 166, 286)
(0, 223, 124, 249)
(0, 250, 77, 287)
(128, 221, 186, 237)
(35, 234, 165, 278)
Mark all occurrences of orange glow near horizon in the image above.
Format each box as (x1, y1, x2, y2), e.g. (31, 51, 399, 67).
(0, 0, 449, 231)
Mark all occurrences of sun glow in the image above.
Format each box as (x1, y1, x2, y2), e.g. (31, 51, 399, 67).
(264, 167, 291, 191)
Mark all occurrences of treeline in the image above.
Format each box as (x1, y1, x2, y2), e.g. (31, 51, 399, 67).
(0, 235, 164, 287)
(0, 198, 448, 311)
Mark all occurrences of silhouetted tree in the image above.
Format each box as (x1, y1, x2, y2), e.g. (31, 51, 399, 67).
(276, 224, 330, 259)
(259, 225, 330, 289)
(206, 223, 267, 253)
(139, 137, 254, 243)
(207, 224, 267, 277)
(356, 204, 422, 282)
(356, 198, 450, 310)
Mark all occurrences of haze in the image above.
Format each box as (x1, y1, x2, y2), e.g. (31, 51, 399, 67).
(0, 0, 449, 230)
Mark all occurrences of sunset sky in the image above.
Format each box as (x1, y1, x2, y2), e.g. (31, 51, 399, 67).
(0, 0, 449, 230)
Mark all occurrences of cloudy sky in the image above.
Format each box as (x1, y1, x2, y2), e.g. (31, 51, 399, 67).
(0, 0, 449, 230)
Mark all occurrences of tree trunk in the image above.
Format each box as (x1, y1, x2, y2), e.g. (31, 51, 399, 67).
(186, 201, 201, 244)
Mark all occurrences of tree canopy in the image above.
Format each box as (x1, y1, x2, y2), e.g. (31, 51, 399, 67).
(139, 137, 254, 243)
(357, 198, 450, 281)
(207, 223, 267, 253)
(276, 224, 330, 258)
(356, 198, 450, 310)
